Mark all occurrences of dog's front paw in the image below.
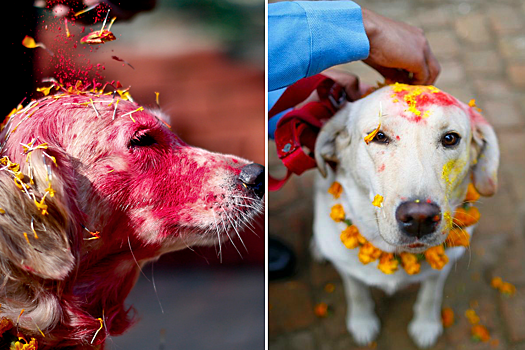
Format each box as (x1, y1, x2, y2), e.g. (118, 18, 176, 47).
(347, 314, 380, 346)
(408, 318, 443, 348)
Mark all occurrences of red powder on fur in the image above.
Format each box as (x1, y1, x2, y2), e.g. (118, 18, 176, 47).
(390, 85, 461, 123)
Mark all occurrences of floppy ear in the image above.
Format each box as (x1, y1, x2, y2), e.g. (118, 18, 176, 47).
(470, 114, 500, 197)
(314, 106, 351, 177)
(0, 147, 80, 280)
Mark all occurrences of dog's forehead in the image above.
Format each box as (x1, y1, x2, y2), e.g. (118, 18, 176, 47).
(353, 85, 472, 133)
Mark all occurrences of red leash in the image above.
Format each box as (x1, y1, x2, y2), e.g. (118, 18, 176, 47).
(269, 74, 346, 191)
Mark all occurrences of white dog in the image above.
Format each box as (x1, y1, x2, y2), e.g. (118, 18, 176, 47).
(312, 84, 499, 348)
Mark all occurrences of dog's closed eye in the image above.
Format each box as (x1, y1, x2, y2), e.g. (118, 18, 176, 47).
(129, 132, 156, 148)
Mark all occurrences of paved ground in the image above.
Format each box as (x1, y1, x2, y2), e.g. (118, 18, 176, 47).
(269, 0, 525, 349)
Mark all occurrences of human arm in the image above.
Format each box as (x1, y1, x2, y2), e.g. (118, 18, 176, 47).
(268, 1, 369, 92)
(268, 1, 440, 92)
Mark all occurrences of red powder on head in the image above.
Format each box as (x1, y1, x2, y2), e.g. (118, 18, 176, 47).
(467, 107, 489, 126)
(389, 84, 460, 123)
(378, 164, 385, 172)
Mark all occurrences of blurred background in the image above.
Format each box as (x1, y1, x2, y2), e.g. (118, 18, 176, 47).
(30, 0, 265, 349)
(269, 0, 525, 349)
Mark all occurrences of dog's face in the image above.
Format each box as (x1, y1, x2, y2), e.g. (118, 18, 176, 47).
(316, 85, 499, 253)
(0, 91, 263, 343)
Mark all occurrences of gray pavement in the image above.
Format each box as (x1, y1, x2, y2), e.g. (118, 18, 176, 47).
(110, 265, 265, 350)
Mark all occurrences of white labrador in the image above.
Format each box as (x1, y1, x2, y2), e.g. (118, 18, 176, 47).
(312, 85, 499, 348)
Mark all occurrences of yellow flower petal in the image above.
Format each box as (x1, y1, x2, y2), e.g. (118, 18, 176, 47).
(22, 35, 39, 48)
(364, 123, 381, 144)
(465, 309, 480, 325)
(372, 194, 383, 207)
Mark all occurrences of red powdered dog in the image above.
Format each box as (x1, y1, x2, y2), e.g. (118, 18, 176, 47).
(0, 88, 263, 349)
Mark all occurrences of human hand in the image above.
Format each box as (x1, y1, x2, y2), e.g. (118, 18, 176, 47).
(361, 8, 440, 85)
(295, 70, 371, 109)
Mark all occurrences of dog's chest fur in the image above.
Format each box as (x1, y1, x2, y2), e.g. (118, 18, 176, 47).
(313, 171, 468, 295)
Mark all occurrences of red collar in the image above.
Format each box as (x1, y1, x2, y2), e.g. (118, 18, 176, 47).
(269, 74, 346, 191)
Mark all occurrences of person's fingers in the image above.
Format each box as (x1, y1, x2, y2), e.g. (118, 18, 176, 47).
(321, 70, 363, 101)
(409, 50, 430, 85)
(425, 46, 441, 85)
(363, 61, 412, 84)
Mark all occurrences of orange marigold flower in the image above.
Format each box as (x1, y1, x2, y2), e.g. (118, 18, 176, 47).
(465, 309, 480, 325)
(491, 277, 516, 296)
(340, 225, 361, 249)
(465, 183, 480, 202)
(328, 182, 343, 199)
(330, 204, 345, 223)
(10, 337, 38, 350)
(471, 324, 490, 342)
(314, 302, 329, 318)
(491, 277, 503, 289)
(453, 206, 480, 227)
(0, 317, 13, 335)
(499, 282, 516, 296)
(358, 242, 382, 264)
(445, 228, 470, 247)
(400, 252, 421, 275)
(377, 253, 399, 274)
(425, 245, 449, 270)
(441, 307, 454, 328)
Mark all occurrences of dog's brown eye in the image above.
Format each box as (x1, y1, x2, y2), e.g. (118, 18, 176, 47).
(373, 131, 389, 144)
(441, 132, 461, 148)
(129, 133, 156, 148)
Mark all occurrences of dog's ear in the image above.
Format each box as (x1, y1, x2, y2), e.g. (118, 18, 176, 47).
(314, 108, 351, 177)
(0, 147, 80, 280)
(470, 111, 500, 197)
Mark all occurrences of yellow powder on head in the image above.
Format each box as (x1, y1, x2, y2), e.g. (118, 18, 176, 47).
(389, 83, 441, 119)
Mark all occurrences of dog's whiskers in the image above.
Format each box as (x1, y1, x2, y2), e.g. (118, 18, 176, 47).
(127, 236, 150, 282)
(223, 208, 248, 254)
(151, 263, 164, 314)
(218, 213, 242, 258)
(212, 211, 223, 263)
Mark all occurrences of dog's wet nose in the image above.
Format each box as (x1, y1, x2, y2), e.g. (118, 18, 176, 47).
(396, 200, 441, 239)
(239, 163, 265, 199)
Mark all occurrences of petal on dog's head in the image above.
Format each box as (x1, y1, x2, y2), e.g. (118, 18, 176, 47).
(0, 148, 79, 280)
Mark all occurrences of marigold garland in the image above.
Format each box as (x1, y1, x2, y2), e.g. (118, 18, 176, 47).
(330, 181, 480, 275)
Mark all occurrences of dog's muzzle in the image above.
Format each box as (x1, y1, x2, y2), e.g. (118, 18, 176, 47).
(239, 163, 265, 199)
(395, 200, 441, 239)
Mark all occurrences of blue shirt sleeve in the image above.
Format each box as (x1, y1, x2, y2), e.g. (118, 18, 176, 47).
(268, 1, 370, 92)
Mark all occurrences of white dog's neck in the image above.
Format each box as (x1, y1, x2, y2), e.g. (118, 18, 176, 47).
(331, 171, 398, 253)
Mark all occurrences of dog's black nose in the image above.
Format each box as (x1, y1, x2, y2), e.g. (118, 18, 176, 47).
(396, 200, 441, 239)
(239, 163, 264, 199)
